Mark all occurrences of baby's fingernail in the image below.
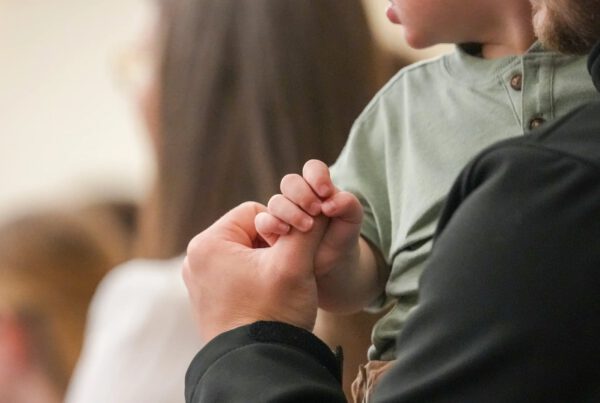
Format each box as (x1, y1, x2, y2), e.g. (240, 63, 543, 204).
(278, 222, 291, 233)
(322, 200, 335, 212)
(318, 185, 330, 197)
(300, 216, 313, 231)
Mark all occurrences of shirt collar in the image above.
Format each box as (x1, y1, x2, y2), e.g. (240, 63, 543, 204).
(444, 41, 546, 86)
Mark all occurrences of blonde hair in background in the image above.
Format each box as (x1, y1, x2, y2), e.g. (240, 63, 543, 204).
(0, 210, 126, 396)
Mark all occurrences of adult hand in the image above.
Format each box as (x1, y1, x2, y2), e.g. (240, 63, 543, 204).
(183, 201, 328, 345)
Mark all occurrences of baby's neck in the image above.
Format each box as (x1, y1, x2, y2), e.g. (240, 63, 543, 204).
(481, 38, 536, 59)
(478, 3, 537, 59)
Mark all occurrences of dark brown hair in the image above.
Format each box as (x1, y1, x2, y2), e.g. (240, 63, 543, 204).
(137, 0, 380, 258)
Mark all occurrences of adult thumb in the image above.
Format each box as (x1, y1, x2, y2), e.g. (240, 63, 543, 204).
(272, 215, 329, 273)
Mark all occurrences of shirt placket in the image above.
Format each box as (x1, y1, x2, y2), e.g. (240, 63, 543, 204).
(521, 55, 554, 132)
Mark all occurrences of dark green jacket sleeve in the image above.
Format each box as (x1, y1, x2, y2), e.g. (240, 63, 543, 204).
(374, 104, 600, 402)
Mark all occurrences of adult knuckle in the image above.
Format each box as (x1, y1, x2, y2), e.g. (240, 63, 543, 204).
(187, 234, 200, 254)
(182, 259, 192, 283)
(187, 232, 209, 257)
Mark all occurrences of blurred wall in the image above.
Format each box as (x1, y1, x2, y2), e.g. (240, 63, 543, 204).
(0, 0, 450, 222)
(0, 0, 153, 221)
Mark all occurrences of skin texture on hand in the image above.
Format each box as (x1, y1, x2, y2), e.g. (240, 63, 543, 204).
(183, 202, 328, 345)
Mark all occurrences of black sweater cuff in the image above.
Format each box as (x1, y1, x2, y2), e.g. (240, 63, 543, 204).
(185, 321, 342, 401)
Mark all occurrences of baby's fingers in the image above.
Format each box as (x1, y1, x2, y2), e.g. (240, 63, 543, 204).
(280, 173, 322, 216)
(254, 211, 290, 246)
(321, 191, 363, 224)
(268, 194, 315, 232)
(302, 159, 336, 199)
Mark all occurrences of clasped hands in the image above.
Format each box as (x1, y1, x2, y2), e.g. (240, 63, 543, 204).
(183, 160, 365, 344)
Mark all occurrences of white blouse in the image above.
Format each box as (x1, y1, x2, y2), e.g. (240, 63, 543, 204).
(65, 257, 202, 403)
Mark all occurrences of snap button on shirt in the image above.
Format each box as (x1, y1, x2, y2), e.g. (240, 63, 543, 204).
(529, 117, 546, 130)
(510, 73, 523, 91)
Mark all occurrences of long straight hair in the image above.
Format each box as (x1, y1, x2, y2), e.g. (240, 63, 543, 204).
(138, 0, 380, 258)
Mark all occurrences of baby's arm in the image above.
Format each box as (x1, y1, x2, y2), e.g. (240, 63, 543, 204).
(255, 160, 388, 313)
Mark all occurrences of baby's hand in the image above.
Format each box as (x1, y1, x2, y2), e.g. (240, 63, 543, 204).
(255, 160, 363, 278)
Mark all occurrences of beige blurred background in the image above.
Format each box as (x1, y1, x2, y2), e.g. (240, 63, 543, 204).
(0, 0, 451, 221)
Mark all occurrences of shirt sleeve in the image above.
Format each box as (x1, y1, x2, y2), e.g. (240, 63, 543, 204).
(330, 113, 391, 257)
(65, 259, 201, 403)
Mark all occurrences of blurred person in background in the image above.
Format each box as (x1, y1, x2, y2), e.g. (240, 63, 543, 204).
(78, 199, 138, 261)
(0, 209, 126, 403)
(65, 0, 389, 401)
